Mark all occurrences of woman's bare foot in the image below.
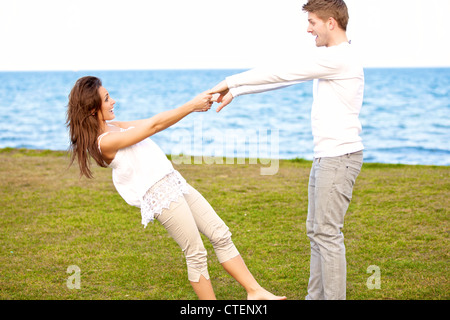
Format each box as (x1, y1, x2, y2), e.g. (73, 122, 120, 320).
(247, 287, 287, 300)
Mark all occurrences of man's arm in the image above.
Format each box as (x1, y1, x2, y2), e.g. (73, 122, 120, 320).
(210, 77, 305, 112)
(210, 49, 347, 112)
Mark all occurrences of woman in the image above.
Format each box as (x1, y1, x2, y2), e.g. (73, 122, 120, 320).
(66, 76, 286, 300)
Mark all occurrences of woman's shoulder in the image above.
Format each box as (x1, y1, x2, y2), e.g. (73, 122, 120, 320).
(107, 122, 135, 132)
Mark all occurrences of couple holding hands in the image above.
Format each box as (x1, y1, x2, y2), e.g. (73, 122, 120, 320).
(66, 0, 363, 300)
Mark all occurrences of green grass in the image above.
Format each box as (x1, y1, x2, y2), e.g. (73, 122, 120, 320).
(0, 148, 448, 300)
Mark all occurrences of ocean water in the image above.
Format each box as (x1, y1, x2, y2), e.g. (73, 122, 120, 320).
(0, 68, 448, 166)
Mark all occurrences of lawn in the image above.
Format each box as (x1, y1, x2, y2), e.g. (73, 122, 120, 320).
(0, 148, 448, 300)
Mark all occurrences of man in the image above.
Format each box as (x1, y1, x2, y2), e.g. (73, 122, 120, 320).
(210, 0, 364, 300)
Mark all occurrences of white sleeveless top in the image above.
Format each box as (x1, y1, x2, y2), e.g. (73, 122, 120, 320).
(98, 126, 189, 227)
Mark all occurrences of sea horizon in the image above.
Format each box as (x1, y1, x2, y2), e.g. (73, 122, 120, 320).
(0, 67, 448, 166)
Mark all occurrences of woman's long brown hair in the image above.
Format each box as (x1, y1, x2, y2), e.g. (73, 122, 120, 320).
(66, 76, 107, 178)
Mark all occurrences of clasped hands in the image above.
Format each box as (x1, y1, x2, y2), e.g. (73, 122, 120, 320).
(194, 80, 233, 113)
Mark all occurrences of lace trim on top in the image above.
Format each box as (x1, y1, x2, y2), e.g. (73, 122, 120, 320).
(141, 170, 189, 228)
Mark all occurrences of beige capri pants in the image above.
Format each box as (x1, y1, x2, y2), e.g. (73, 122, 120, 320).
(155, 184, 240, 282)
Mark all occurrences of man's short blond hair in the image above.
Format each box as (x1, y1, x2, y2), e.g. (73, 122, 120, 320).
(302, 0, 349, 31)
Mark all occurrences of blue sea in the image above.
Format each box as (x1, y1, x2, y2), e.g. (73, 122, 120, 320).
(0, 68, 449, 166)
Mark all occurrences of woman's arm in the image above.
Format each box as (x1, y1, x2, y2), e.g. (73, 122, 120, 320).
(100, 91, 212, 161)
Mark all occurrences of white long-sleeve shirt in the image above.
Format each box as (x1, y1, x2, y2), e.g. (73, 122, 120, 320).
(226, 42, 364, 158)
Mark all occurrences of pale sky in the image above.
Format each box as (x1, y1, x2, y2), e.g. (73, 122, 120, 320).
(0, 0, 449, 71)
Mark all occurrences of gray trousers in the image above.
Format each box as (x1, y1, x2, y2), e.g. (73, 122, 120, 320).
(306, 151, 363, 300)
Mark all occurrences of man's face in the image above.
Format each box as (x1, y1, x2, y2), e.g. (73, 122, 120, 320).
(307, 12, 330, 47)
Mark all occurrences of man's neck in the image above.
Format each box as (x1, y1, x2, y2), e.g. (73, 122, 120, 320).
(326, 32, 349, 47)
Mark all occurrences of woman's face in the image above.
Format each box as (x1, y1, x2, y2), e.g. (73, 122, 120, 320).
(97, 86, 116, 122)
